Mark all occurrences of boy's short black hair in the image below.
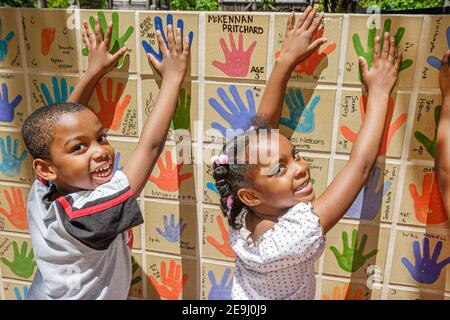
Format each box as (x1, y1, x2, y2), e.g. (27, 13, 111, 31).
(22, 102, 89, 160)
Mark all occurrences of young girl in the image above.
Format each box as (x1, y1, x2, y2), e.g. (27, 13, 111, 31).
(212, 10, 402, 299)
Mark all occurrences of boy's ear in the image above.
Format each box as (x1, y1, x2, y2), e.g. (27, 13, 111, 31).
(33, 159, 57, 182)
(237, 188, 261, 207)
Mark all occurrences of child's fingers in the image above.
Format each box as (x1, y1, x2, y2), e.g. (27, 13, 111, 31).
(175, 27, 182, 54)
(95, 16, 102, 46)
(104, 22, 113, 51)
(156, 29, 168, 55)
(285, 12, 295, 33)
(111, 47, 127, 65)
(300, 6, 317, 31)
(83, 20, 94, 49)
(373, 35, 380, 66)
(297, 5, 312, 30)
(167, 24, 175, 53)
(388, 37, 395, 63)
(183, 35, 190, 57)
(307, 37, 327, 53)
(309, 12, 324, 34)
(359, 56, 369, 76)
(146, 52, 161, 70)
(394, 52, 402, 72)
(381, 32, 390, 61)
(442, 50, 450, 67)
(82, 29, 91, 51)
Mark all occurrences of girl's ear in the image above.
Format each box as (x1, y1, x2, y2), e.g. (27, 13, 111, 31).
(33, 159, 57, 182)
(237, 188, 261, 207)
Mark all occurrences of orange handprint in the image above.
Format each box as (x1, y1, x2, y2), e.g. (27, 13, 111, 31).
(148, 151, 193, 192)
(207, 215, 235, 258)
(409, 173, 448, 225)
(148, 260, 188, 300)
(323, 283, 364, 300)
(275, 27, 336, 76)
(41, 28, 56, 56)
(0, 187, 27, 230)
(340, 96, 407, 156)
(93, 78, 131, 130)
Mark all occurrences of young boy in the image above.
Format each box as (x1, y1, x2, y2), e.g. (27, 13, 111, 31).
(22, 17, 190, 299)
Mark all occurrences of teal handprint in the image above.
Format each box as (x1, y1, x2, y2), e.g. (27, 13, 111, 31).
(330, 230, 378, 273)
(41, 76, 74, 105)
(352, 19, 413, 80)
(130, 256, 142, 286)
(280, 88, 319, 133)
(414, 105, 440, 159)
(0, 17, 14, 62)
(1, 240, 36, 279)
(82, 11, 133, 68)
(170, 87, 191, 130)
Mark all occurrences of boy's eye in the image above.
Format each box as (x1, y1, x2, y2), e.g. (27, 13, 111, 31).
(98, 135, 108, 143)
(72, 144, 87, 153)
(276, 165, 287, 175)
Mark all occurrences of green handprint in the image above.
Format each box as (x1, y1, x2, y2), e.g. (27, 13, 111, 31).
(330, 230, 378, 273)
(82, 11, 134, 68)
(352, 19, 413, 81)
(1, 240, 36, 279)
(130, 256, 142, 286)
(414, 105, 440, 159)
(170, 87, 191, 130)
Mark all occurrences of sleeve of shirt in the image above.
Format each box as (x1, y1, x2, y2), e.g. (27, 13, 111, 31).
(55, 170, 143, 250)
(235, 202, 325, 272)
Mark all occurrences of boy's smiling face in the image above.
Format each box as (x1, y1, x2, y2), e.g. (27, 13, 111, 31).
(46, 109, 115, 194)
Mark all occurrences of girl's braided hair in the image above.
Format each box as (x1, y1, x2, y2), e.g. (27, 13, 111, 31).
(212, 116, 272, 230)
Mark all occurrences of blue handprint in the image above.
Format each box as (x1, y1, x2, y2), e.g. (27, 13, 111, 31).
(280, 88, 319, 133)
(209, 85, 256, 137)
(0, 18, 14, 62)
(345, 167, 392, 220)
(156, 214, 187, 243)
(208, 268, 232, 300)
(401, 237, 450, 284)
(40, 76, 74, 106)
(141, 14, 193, 63)
(113, 151, 123, 173)
(13, 286, 29, 300)
(427, 26, 450, 70)
(206, 181, 220, 196)
(0, 136, 27, 177)
(0, 83, 22, 122)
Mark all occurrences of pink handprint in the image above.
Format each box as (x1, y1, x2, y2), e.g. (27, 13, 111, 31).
(212, 32, 257, 77)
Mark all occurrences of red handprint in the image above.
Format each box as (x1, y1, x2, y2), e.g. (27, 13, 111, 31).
(0, 187, 27, 230)
(148, 260, 188, 300)
(409, 173, 448, 225)
(148, 151, 193, 192)
(323, 283, 364, 300)
(340, 96, 407, 156)
(93, 78, 131, 130)
(212, 32, 257, 77)
(41, 28, 56, 56)
(207, 215, 235, 258)
(275, 27, 336, 75)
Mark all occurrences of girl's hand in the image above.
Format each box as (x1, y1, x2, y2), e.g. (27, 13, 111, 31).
(439, 50, 450, 98)
(146, 25, 190, 84)
(277, 6, 327, 68)
(82, 17, 127, 77)
(359, 32, 402, 96)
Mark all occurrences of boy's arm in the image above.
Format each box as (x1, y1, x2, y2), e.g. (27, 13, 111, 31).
(257, 7, 327, 128)
(67, 17, 127, 105)
(313, 33, 402, 233)
(123, 25, 190, 195)
(436, 50, 450, 217)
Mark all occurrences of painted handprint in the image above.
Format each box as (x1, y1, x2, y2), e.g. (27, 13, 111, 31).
(148, 260, 188, 300)
(208, 268, 232, 300)
(40, 76, 74, 106)
(206, 181, 220, 196)
(93, 78, 131, 130)
(322, 283, 364, 300)
(212, 33, 257, 77)
(0, 136, 28, 177)
(13, 286, 29, 300)
(171, 87, 191, 130)
(130, 256, 142, 286)
(340, 96, 407, 156)
(41, 27, 56, 56)
(156, 214, 187, 243)
(82, 11, 133, 68)
(149, 150, 193, 192)
(414, 105, 440, 159)
(401, 237, 450, 284)
(1, 240, 36, 279)
(330, 229, 378, 273)
(209, 85, 256, 137)
(0, 83, 22, 122)
(142, 14, 193, 63)
(280, 88, 319, 133)
(113, 151, 123, 173)
(352, 19, 413, 80)
(427, 26, 450, 70)
(0, 187, 27, 230)
(345, 167, 392, 221)
(0, 17, 14, 62)
(207, 215, 235, 259)
(409, 172, 448, 225)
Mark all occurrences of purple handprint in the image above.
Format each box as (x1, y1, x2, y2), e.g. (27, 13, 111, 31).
(401, 237, 450, 284)
(208, 268, 232, 300)
(156, 214, 187, 243)
(0, 83, 21, 122)
(208, 84, 256, 138)
(345, 167, 392, 220)
(427, 26, 450, 70)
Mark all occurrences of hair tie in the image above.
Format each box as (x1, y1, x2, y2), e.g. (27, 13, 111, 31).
(248, 125, 256, 130)
(218, 154, 228, 165)
(211, 155, 219, 164)
(226, 195, 234, 217)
